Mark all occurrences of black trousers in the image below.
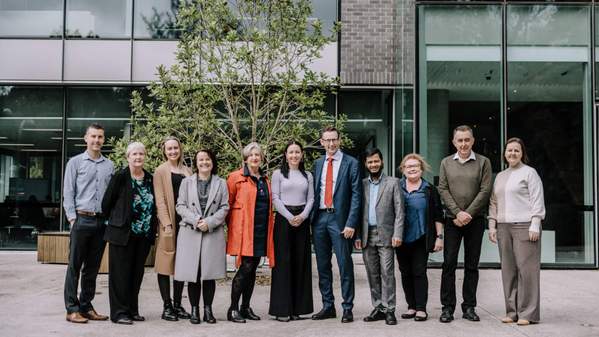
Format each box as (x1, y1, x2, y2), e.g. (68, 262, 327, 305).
(440, 217, 485, 313)
(64, 215, 106, 314)
(268, 207, 313, 316)
(396, 236, 428, 312)
(108, 234, 151, 322)
(157, 224, 184, 306)
(230, 256, 261, 310)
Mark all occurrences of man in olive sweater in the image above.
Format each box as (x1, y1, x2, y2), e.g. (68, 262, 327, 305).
(438, 125, 492, 323)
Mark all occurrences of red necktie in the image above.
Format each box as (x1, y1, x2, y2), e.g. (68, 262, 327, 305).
(324, 157, 334, 208)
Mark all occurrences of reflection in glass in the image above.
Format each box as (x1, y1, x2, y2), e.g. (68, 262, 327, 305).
(0, 0, 63, 37)
(394, 88, 413, 176)
(0, 87, 63, 249)
(340, 90, 392, 176)
(65, 87, 133, 162)
(507, 5, 593, 265)
(419, 5, 503, 181)
(66, 0, 132, 38)
(134, 0, 181, 39)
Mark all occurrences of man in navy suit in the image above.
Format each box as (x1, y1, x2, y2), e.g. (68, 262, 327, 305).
(311, 126, 362, 323)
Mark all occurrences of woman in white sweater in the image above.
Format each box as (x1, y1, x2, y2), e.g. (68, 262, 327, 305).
(488, 137, 545, 326)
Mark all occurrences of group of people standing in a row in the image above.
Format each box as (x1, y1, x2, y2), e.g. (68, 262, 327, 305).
(63, 123, 545, 328)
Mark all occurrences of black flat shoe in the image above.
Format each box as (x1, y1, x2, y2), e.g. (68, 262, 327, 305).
(190, 306, 201, 324)
(462, 308, 480, 322)
(312, 307, 336, 320)
(115, 317, 133, 325)
(227, 308, 246, 323)
(174, 303, 191, 320)
(240, 307, 261, 320)
(440, 310, 454, 323)
(161, 302, 178, 321)
(401, 311, 416, 319)
(275, 316, 291, 322)
(203, 306, 216, 324)
(341, 309, 353, 323)
(363, 308, 385, 322)
(414, 312, 428, 322)
(385, 312, 397, 325)
(131, 314, 145, 321)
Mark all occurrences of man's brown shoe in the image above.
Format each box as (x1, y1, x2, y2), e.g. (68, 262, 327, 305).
(66, 312, 88, 324)
(81, 309, 109, 321)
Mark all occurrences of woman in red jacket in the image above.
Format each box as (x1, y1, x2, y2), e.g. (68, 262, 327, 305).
(226, 142, 275, 323)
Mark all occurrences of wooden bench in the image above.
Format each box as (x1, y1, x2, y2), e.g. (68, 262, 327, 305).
(37, 231, 155, 274)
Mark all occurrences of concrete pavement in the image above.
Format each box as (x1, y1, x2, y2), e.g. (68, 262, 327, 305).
(0, 251, 598, 337)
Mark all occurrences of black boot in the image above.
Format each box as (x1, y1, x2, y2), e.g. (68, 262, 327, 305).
(227, 308, 246, 323)
(161, 300, 178, 321)
(239, 306, 260, 320)
(174, 302, 191, 319)
(203, 305, 216, 324)
(190, 306, 201, 324)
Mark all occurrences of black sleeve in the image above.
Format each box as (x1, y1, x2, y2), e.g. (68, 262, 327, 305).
(102, 170, 122, 215)
(430, 185, 445, 224)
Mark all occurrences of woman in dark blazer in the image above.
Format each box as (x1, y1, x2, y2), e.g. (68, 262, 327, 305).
(174, 149, 229, 324)
(396, 153, 444, 322)
(102, 142, 157, 325)
(226, 142, 275, 323)
(269, 141, 314, 321)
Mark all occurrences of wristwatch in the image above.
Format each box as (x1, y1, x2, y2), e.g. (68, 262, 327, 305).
(436, 234, 444, 240)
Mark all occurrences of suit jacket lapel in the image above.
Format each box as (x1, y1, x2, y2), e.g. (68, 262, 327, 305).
(314, 157, 324, 193)
(204, 175, 219, 214)
(375, 175, 387, 206)
(364, 179, 370, 205)
(334, 156, 348, 196)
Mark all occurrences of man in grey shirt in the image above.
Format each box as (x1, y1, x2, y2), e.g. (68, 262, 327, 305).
(63, 123, 114, 323)
(438, 125, 492, 323)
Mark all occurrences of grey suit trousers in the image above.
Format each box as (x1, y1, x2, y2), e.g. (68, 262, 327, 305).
(497, 222, 541, 322)
(362, 228, 396, 312)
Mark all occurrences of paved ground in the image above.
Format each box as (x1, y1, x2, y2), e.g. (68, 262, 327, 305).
(1, 251, 598, 337)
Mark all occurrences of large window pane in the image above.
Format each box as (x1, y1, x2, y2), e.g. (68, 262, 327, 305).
(65, 87, 133, 162)
(134, 0, 181, 39)
(419, 5, 502, 179)
(311, 0, 337, 37)
(0, 0, 63, 38)
(507, 5, 593, 265)
(340, 89, 392, 176)
(66, 0, 132, 38)
(419, 5, 502, 264)
(0, 87, 63, 249)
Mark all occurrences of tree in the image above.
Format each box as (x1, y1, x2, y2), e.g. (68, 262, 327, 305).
(109, 0, 346, 175)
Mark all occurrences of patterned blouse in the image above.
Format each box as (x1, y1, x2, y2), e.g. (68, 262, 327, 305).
(131, 177, 154, 235)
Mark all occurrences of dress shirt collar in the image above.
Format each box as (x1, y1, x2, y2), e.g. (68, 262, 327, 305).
(326, 149, 343, 162)
(243, 163, 266, 178)
(368, 173, 385, 185)
(453, 151, 476, 162)
(82, 150, 105, 163)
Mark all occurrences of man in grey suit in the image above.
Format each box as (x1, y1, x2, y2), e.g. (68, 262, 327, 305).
(355, 148, 403, 325)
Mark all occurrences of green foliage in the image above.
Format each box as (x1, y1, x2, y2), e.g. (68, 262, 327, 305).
(109, 0, 347, 176)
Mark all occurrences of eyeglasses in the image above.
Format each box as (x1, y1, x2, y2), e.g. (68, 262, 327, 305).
(322, 138, 339, 143)
(404, 164, 421, 169)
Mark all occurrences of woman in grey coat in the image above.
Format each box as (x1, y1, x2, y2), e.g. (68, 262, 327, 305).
(175, 149, 229, 324)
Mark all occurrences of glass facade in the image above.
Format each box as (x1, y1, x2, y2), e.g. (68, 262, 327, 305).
(0, 86, 134, 248)
(0, 87, 63, 249)
(418, 3, 597, 266)
(66, 0, 133, 38)
(0, 0, 64, 38)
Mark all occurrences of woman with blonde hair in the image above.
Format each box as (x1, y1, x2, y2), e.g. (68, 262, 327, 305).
(153, 136, 193, 321)
(396, 153, 444, 322)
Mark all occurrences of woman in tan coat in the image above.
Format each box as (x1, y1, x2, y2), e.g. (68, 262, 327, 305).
(153, 136, 192, 321)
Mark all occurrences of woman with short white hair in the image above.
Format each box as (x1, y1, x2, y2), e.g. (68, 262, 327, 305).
(102, 141, 157, 324)
(226, 142, 276, 323)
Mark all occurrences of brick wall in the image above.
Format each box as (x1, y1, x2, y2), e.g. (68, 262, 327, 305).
(340, 0, 415, 86)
